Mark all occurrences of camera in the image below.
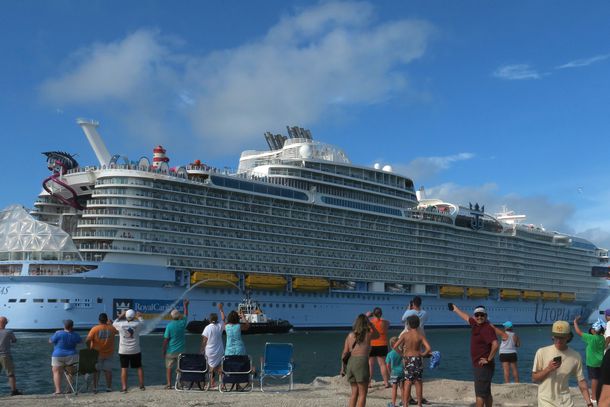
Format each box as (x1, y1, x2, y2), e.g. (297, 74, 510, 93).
(448, 302, 454, 311)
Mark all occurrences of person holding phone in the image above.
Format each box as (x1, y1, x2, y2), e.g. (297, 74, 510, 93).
(448, 303, 498, 407)
(532, 320, 593, 407)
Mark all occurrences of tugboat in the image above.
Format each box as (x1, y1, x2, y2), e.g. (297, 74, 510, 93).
(186, 295, 293, 335)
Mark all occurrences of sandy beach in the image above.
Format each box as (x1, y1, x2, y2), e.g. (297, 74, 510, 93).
(4, 377, 593, 407)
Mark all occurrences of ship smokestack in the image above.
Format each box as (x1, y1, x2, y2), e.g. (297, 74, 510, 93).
(77, 118, 111, 167)
(416, 186, 426, 201)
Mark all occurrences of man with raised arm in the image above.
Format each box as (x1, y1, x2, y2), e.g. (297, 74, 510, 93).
(113, 308, 145, 392)
(162, 298, 189, 389)
(449, 303, 498, 407)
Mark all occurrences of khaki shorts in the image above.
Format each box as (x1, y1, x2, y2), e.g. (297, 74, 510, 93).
(165, 353, 179, 369)
(96, 356, 114, 372)
(52, 354, 79, 368)
(346, 355, 370, 384)
(0, 355, 15, 376)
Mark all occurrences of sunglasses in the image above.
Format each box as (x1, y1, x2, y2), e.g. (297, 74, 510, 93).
(474, 313, 487, 317)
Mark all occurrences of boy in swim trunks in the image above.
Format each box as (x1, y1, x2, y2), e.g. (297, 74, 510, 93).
(394, 315, 432, 407)
(386, 336, 404, 407)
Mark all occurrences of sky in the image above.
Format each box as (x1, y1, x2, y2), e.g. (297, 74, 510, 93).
(1, 1, 610, 248)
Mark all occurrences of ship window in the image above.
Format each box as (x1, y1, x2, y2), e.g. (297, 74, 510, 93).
(47, 299, 57, 303)
(212, 302, 217, 306)
(282, 304, 286, 308)
(288, 304, 292, 308)
(97, 297, 103, 303)
(80, 186, 89, 191)
(8, 299, 16, 303)
(19, 299, 26, 303)
(60, 299, 69, 303)
(301, 304, 305, 308)
(33, 299, 43, 303)
(227, 303, 231, 307)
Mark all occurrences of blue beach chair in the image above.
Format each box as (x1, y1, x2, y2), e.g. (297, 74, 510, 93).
(175, 353, 208, 391)
(260, 342, 294, 392)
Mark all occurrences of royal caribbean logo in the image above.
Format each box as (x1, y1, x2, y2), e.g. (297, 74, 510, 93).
(113, 298, 183, 320)
(469, 202, 485, 231)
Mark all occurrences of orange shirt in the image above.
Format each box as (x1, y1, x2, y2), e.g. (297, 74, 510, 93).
(86, 323, 118, 358)
(370, 318, 388, 347)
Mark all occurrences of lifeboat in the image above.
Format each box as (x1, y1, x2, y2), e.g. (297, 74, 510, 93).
(440, 286, 464, 298)
(467, 287, 489, 298)
(245, 274, 287, 290)
(191, 271, 238, 288)
(522, 290, 541, 301)
(292, 277, 329, 292)
(331, 281, 356, 290)
(542, 292, 559, 301)
(560, 292, 576, 302)
(500, 289, 521, 300)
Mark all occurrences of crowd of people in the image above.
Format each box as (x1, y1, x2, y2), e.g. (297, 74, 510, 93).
(340, 297, 610, 407)
(2, 297, 610, 406)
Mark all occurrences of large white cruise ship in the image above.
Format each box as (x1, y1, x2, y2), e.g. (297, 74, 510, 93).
(0, 120, 607, 330)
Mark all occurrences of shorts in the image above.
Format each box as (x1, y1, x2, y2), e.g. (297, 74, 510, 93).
(52, 354, 79, 368)
(473, 363, 494, 397)
(499, 353, 517, 363)
(96, 356, 114, 372)
(369, 345, 389, 357)
(601, 351, 610, 386)
(403, 356, 423, 382)
(119, 353, 142, 369)
(0, 355, 15, 376)
(389, 373, 405, 385)
(165, 353, 180, 369)
(588, 366, 602, 380)
(345, 355, 369, 384)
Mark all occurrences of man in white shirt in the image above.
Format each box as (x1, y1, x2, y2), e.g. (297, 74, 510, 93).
(113, 309, 145, 392)
(532, 321, 593, 407)
(402, 296, 428, 334)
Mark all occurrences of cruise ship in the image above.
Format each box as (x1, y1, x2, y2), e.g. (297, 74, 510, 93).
(0, 120, 607, 330)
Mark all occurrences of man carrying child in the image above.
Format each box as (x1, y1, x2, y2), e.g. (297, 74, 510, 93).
(394, 315, 432, 407)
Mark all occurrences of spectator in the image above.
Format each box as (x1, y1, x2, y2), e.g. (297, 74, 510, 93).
(201, 303, 225, 389)
(492, 321, 520, 383)
(0, 316, 21, 396)
(113, 309, 145, 392)
(49, 319, 82, 395)
(449, 304, 498, 407)
(532, 320, 593, 407)
(86, 312, 118, 392)
(225, 309, 249, 356)
(385, 336, 404, 407)
(341, 313, 379, 407)
(402, 296, 428, 335)
(162, 299, 189, 389)
(368, 307, 390, 388)
(573, 316, 605, 404)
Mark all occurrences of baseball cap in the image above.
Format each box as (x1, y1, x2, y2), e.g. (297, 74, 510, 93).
(170, 309, 181, 319)
(503, 321, 513, 328)
(126, 309, 136, 320)
(551, 320, 570, 337)
(473, 306, 487, 315)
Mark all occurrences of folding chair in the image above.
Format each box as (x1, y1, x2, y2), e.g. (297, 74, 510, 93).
(219, 355, 254, 393)
(175, 353, 208, 391)
(64, 348, 99, 395)
(260, 343, 294, 392)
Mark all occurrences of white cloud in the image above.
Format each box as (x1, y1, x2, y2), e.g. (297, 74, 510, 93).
(39, 2, 435, 154)
(492, 64, 541, 80)
(556, 53, 610, 69)
(391, 153, 474, 182)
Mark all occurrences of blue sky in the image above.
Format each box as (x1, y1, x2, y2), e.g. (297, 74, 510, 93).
(1, 1, 610, 248)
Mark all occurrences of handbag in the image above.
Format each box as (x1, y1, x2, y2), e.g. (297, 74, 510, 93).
(342, 338, 357, 366)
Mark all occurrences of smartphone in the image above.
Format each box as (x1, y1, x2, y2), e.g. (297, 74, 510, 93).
(448, 302, 454, 311)
(553, 356, 562, 364)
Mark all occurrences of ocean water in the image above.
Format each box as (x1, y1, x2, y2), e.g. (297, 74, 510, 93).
(0, 326, 588, 395)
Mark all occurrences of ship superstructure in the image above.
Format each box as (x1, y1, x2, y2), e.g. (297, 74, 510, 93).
(0, 121, 607, 330)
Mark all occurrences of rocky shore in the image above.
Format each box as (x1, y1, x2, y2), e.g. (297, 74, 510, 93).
(4, 377, 593, 406)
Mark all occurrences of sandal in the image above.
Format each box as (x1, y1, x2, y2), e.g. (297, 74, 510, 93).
(164, 385, 172, 390)
(140, 386, 146, 391)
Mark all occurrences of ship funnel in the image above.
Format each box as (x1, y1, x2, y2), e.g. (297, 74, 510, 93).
(77, 118, 111, 167)
(416, 186, 426, 201)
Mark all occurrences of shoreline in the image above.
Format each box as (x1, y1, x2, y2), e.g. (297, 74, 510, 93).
(4, 377, 592, 406)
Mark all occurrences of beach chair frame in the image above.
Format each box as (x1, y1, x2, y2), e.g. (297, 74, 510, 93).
(175, 353, 209, 391)
(260, 342, 294, 392)
(63, 348, 99, 395)
(219, 355, 254, 393)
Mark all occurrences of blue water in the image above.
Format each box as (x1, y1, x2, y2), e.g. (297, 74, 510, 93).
(0, 326, 588, 395)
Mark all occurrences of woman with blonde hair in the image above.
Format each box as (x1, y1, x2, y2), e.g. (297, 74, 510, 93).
(341, 313, 380, 407)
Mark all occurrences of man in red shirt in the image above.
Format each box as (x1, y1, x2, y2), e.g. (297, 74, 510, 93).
(450, 304, 499, 407)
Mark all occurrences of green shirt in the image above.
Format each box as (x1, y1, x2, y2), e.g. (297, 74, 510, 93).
(164, 318, 187, 354)
(581, 332, 605, 367)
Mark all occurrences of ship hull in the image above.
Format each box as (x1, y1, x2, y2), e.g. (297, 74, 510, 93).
(0, 270, 592, 331)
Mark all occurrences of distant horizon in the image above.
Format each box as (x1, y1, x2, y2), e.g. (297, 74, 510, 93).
(2, 1, 610, 249)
